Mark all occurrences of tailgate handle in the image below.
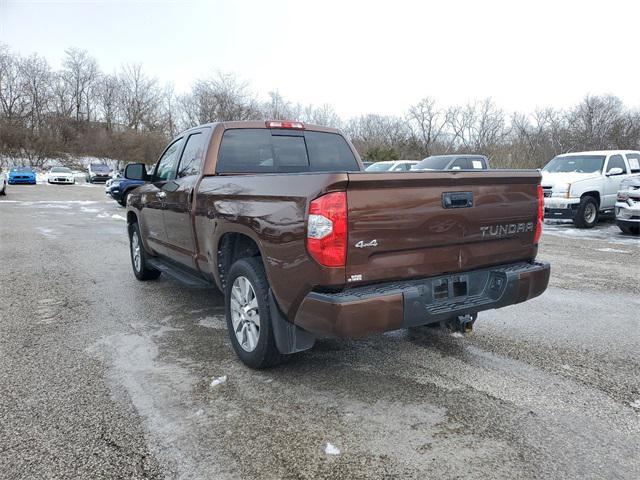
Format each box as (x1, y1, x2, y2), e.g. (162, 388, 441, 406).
(442, 192, 473, 209)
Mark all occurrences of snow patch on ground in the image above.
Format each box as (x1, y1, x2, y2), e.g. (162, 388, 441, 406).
(324, 443, 340, 455)
(111, 214, 126, 221)
(210, 375, 227, 388)
(595, 248, 630, 254)
(544, 221, 639, 246)
(36, 227, 57, 238)
(451, 332, 464, 338)
(630, 399, 640, 410)
(80, 207, 100, 213)
(198, 316, 226, 330)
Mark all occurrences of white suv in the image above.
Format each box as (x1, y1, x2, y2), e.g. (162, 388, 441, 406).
(541, 150, 640, 228)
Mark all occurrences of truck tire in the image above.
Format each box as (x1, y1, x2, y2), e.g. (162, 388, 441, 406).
(128, 222, 161, 281)
(118, 190, 130, 207)
(225, 257, 283, 369)
(573, 196, 598, 229)
(619, 224, 640, 235)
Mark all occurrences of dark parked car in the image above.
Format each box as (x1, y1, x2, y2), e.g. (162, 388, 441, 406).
(107, 177, 146, 206)
(86, 163, 111, 183)
(412, 154, 489, 171)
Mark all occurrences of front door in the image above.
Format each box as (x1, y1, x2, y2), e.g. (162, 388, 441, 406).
(603, 154, 629, 209)
(139, 137, 183, 255)
(163, 129, 210, 270)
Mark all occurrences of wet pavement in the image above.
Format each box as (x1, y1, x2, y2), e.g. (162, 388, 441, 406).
(1, 183, 639, 479)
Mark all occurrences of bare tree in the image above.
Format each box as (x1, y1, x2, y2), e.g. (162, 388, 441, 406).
(407, 97, 446, 157)
(97, 73, 119, 130)
(118, 63, 159, 131)
(181, 72, 258, 126)
(0, 45, 27, 121)
(19, 53, 51, 130)
(264, 90, 292, 119)
(62, 47, 100, 121)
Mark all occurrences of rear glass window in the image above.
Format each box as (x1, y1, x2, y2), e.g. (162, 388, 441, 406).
(216, 129, 358, 174)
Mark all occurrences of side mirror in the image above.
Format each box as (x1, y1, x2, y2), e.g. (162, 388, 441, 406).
(606, 167, 624, 176)
(125, 163, 149, 181)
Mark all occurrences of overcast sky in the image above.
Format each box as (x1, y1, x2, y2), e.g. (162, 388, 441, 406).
(1, 0, 639, 118)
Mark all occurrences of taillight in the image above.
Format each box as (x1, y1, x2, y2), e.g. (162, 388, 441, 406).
(534, 184, 544, 244)
(265, 120, 305, 130)
(307, 192, 347, 267)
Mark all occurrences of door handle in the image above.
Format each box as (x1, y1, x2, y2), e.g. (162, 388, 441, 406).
(157, 191, 167, 199)
(442, 191, 473, 209)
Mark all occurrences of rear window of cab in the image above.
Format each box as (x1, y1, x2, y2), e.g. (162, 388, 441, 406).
(216, 129, 359, 174)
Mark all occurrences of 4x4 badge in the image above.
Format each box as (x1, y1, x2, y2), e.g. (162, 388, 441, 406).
(355, 239, 378, 248)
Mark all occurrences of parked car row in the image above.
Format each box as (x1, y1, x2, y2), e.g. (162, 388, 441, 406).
(363, 150, 639, 234)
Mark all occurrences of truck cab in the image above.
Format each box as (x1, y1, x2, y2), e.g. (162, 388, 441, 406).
(542, 150, 640, 228)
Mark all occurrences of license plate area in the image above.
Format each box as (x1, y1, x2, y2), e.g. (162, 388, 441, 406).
(433, 275, 468, 302)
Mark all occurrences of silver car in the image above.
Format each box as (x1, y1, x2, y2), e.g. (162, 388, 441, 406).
(0, 168, 7, 195)
(616, 175, 640, 234)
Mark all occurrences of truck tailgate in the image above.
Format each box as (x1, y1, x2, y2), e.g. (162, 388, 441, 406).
(345, 170, 541, 284)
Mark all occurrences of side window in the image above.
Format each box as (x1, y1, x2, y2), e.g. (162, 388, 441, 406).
(177, 132, 207, 178)
(155, 139, 183, 181)
(625, 153, 640, 173)
(606, 154, 627, 174)
(217, 129, 274, 173)
(470, 158, 485, 169)
(450, 158, 471, 170)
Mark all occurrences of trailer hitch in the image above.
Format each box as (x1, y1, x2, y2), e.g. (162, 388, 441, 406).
(447, 314, 477, 333)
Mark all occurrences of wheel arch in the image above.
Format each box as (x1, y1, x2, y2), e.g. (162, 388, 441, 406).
(580, 190, 600, 206)
(216, 231, 265, 291)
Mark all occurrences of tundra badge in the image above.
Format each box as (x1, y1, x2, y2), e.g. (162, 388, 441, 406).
(481, 222, 534, 237)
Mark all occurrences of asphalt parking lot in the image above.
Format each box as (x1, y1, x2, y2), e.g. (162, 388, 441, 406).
(1, 182, 639, 480)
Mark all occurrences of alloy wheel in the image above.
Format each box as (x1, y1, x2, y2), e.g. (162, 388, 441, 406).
(230, 276, 260, 352)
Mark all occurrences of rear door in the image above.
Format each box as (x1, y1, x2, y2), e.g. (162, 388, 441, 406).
(163, 128, 210, 270)
(345, 171, 541, 284)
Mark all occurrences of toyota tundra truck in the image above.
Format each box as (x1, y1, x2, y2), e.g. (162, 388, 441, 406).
(124, 120, 550, 368)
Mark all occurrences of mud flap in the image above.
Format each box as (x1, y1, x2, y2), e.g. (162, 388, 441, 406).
(269, 290, 315, 354)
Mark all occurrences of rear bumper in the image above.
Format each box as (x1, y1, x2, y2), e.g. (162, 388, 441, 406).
(89, 175, 111, 183)
(294, 261, 550, 337)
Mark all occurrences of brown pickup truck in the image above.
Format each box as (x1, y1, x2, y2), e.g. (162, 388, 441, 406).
(124, 120, 550, 368)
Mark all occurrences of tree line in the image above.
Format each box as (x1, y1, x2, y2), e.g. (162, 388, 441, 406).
(2, 44, 640, 169)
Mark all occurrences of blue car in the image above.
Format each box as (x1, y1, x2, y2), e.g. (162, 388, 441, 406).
(108, 177, 146, 206)
(8, 167, 37, 185)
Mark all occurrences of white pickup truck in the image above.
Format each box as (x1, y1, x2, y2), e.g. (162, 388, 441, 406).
(541, 150, 640, 228)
